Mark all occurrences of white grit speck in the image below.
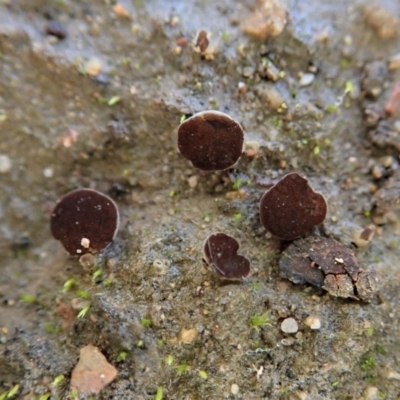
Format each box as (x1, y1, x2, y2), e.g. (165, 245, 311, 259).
(81, 238, 90, 248)
(230, 384, 239, 395)
(0, 154, 11, 173)
(304, 315, 321, 330)
(281, 317, 299, 333)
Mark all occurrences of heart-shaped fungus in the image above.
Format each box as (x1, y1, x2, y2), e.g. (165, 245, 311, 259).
(203, 232, 250, 279)
(50, 189, 119, 255)
(259, 172, 327, 240)
(177, 111, 244, 171)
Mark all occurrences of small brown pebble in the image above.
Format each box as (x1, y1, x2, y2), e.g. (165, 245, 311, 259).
(304, 315, 321, 330)
(176, 36, 188, 46)
(385, 83, 400, 116)
(241, 0, 287, 40)
(244, 140, 260, 157)
(178, 328, 197, 344)
(364, 3, 399, 39)
(112, 3, 131, 19)
(352, 228, 374, 247)
(371, 164, 384, 179)
(225, 189, 247, 200)
(389, 53, 400, 70)
(256, 83, 284, 110)
(194, 30, 209, 53)
(84, 59, 102, 77)
(46, 20, 67, 40)
(238, 81, 247, 95)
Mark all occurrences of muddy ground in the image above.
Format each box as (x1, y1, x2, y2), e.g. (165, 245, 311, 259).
(0, 0, 400, 399)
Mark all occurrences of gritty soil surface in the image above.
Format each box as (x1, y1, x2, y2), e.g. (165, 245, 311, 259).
(1, 1, 400, 399)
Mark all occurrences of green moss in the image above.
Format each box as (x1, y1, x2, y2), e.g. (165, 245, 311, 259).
(62, 278, 76, 293)
(108, 96, 121, 106)
(77, 306, 90, 319)
(232, 178, 242, 190)
(175, 362, 190, 376)
(154, 387, 163, 400)
(360, 353, 377, 371)
(141, 318, 152, 327)
(51, 375, 65, 387)
(198, 370, 208, 379)
(117, 351, 128, 362)
(92, 269, 103, 282)
(20, 294, 36, 303)
(233, 213, 242, 222)
(249, 313, 272, 332)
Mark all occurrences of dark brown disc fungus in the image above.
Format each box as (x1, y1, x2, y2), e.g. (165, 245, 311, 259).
(203, 232, 250, 279)
(50, 189, 119, 255)
(177, 111, 244, 171)
(259, 172, 327, 240)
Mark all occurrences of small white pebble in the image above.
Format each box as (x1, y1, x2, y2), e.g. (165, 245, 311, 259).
(304, 315, 321, 330)
(230, 384, 239, 395)
(281, 317, 299, 333)
(43, 167, 54, 178)
(188, 175, 199, 188)
(81, 237, 90, 248)
(387, 369, 400, 380)
(299, 73, 315, 87)
(84, 58, 102, 77)
(363, 386, 379, 400)
(0, 154, 11, 173)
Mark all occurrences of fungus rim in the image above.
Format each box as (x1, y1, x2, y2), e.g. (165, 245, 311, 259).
(50, 188, 120, 255)
(177, 110, 245, 171)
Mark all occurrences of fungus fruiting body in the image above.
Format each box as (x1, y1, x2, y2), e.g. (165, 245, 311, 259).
(50, 189, 119, 255)
(203, 232, 250, 279)
(259, 172, 327, 240)
(177, 111, 244, 171)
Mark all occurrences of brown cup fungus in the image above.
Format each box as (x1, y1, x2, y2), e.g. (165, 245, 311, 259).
(203, 232, 250, 280)
(50, 189, 119, 255)
(177, 111, 244, 171)
(259, 172, 327, 240)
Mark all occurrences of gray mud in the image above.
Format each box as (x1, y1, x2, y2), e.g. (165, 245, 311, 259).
(0, 0, 400, 399)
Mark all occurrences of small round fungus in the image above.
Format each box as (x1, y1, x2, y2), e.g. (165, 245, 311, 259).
(203, 232, 250, 279)
(177, 111, 244, 171)
(259, 172, 327, 240)
(50, 189, 119, 255)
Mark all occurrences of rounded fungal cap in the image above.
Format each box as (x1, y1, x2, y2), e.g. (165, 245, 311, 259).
(177, 111, 244, 171)
(259, 172, 327, 240)
(50, 189, 119, 255)
(203, 232, 250, 279)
